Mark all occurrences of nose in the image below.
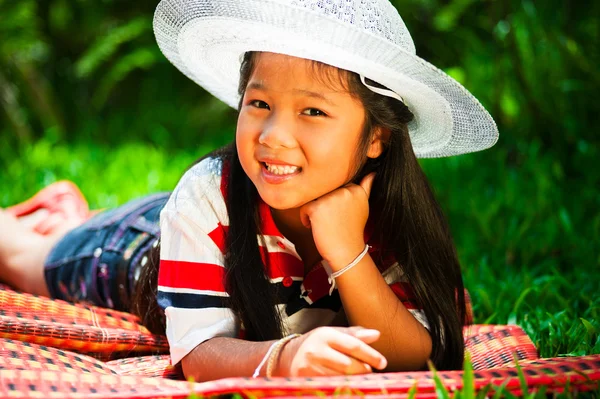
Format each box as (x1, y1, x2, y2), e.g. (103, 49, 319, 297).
(258, 112, 297, 149)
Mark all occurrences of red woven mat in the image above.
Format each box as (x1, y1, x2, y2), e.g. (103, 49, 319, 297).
(464, 324, 539, 368)
(193, 355, 600, 398)
(106, 355, 182, 379)
(0, 351, 597, 398)
(0, 369, 193, 399)
(0, 324, 538, 379)
(0, 284, 598, 398)
(0, 338, 115, 375)
(0, 284, 168, 357)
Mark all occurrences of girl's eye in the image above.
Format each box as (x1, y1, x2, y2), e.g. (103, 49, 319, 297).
(249, 100, 270, 110)
(301, 108, 327, 117)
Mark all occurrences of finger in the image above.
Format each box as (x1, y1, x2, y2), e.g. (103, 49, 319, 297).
(307, 346, 372, 375)
(333, 326, 381, 344)
(328, 333, 387, 370)
(359, 173, 376, 198)
(305, 363, 344, 377)
(352, 328, 382, 344)
(298, 203, 312, 229)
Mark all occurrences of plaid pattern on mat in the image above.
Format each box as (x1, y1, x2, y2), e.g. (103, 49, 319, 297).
(106, 355, 182, 379)
(0, 346, 597, 398)
(0, 338, 116, 375)
(464, 324, 539, 369)
(0, 284, 168, 357)
(193, 356, 600, 398)
(0, 284, 598, 398)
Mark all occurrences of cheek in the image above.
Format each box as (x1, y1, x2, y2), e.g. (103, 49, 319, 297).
(302, 128, 360, 179)
(236, 113, 258, 147)
(235, 118, 257, 171)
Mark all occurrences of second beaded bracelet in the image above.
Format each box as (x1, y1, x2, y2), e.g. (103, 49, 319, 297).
(327, 244, 371, 294)
(252, 333, 302, 378)
(266, 333, 302, 377)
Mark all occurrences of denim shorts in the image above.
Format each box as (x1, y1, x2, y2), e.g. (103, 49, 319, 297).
(44, 193, 170, 312)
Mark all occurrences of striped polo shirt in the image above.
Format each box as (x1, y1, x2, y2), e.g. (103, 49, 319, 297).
(157, 157, 428, 365)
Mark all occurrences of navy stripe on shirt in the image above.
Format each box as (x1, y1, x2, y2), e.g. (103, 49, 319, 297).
(157, 291, 229, 310)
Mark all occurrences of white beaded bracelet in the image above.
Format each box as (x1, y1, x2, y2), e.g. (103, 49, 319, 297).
(266, 333, 301, 377)
(327, 244, 371, 294)
(252, 340, 279, 378)
(252, 334, 302, 378)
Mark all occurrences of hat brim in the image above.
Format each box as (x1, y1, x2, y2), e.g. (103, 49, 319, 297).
(154, 0, 498, 157)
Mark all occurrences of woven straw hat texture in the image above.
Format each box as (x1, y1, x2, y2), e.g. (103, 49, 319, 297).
(153, 0, 499, 158)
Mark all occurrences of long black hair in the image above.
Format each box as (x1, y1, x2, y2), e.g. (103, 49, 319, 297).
(133, 51, 467, 370)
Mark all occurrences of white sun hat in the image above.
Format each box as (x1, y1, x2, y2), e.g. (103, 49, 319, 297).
(153, 0, 499, 158)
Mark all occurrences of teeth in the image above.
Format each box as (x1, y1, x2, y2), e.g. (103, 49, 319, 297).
(265, 163, 299, 175)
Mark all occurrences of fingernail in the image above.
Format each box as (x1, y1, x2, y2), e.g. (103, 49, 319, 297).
(379, 358, 387, 370)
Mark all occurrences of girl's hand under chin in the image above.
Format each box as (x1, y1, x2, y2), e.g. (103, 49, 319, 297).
(299, 173, 375, 270)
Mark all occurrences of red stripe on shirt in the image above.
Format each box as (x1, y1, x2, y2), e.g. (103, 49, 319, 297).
(158, 260, 226, 293)
(259, 249, 304, 279)
(207, 223, 228, 254)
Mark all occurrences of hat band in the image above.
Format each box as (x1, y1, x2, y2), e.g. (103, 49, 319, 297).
(360, 75, 405, 105)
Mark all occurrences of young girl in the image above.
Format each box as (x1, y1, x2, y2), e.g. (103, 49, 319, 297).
(0, 0, 498, 382)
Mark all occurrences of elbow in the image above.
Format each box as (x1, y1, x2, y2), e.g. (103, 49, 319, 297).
(181, 356, 199, 382)
(383, 329, 432, 372)
(384, 353, 430, 373)
(181, 351, 211, 383)
(383, 356, 430, 373)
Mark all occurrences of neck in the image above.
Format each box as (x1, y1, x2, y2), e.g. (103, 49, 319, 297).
(270, 207, 320, 268)
(270, 207, 310, 242)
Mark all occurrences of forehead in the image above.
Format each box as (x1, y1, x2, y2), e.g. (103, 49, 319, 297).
(248, 52, 351, 93)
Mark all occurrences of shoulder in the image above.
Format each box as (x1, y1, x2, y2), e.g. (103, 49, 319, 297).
(170, 157, 224, 202)
(162, 157, 229, 224)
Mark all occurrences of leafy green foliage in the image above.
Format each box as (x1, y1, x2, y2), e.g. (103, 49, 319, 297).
(0, 138, 199, 209)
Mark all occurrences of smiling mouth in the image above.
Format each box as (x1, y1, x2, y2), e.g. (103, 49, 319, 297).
(262, 162, 302, 175)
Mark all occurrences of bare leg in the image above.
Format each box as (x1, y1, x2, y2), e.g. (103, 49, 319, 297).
(0, 209, 77, 297)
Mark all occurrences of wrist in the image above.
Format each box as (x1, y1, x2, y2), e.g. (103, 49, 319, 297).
(273, 334, 302, 377)
(326, 243, 368, 271)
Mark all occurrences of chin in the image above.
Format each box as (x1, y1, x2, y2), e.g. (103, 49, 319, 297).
(261, 197, 301, 210)
(258, 191, 305, 210)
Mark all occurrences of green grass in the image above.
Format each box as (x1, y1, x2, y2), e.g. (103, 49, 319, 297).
(1, 137, 598, 360)
(0, 138, 201, 209)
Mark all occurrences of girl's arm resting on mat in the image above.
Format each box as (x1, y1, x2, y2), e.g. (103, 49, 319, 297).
(298, 174, 432, 372)
(181, 327, 387, 381)
(332, 252, 432, 372)
(181, 337, 275, 382)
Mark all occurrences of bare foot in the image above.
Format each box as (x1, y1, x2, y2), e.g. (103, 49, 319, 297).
(0, 209, 62, 296)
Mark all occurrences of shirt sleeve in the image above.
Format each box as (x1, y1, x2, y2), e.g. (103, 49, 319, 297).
(381, 263, 430, 330)
(157, 158, 239, 365)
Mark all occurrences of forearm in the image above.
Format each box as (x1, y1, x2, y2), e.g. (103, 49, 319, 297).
(181, 337, 278, 382)
(333, 255, 432, 371)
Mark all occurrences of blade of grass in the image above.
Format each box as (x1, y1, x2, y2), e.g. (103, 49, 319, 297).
(491, 379, 511, 399)
(513, 355, 530, 397)
(429, 361, 451, 399)
(462, 352, 475, 399)
(407, 382, 418, 399)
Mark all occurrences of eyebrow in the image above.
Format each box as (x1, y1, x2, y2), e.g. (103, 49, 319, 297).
(246, 82, 336, 106)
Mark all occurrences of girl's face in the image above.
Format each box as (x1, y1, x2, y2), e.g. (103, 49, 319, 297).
(237, 52, 382, 210)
